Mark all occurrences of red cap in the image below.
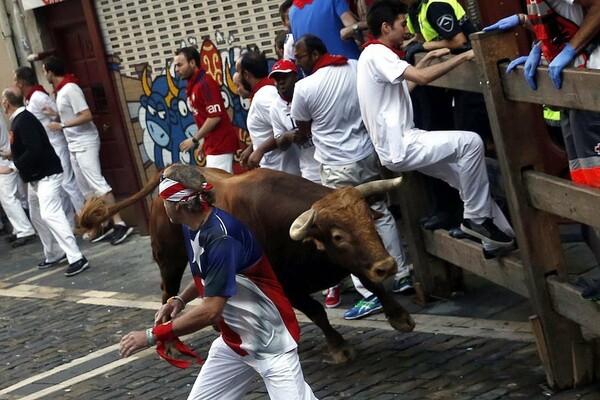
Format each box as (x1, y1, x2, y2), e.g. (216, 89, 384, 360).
(269, 59, 298, 78)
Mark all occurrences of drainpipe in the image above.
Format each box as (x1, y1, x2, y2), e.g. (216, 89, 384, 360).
(0, 0, 19, 69)
(11, 0, 32, 64)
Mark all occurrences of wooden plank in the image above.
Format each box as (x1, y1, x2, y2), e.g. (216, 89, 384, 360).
(422, 229, 529, 297)
(530, 315, 556, 387)
(572, 341, 594, 388)
(472, 30, 582, 389)
(523, 170, 600, 228)
(546, 276, 600, 335)
(499, 63, 600, 113)
(414, 53, 483, 93)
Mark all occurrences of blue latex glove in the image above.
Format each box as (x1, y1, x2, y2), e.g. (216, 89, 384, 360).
(506, 56, 527, 73)
(549, 43, 577, 89)
(483, 14, 520, 32)
(506, 44, 542, 90)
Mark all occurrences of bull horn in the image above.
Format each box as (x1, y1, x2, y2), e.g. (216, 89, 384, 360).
(165, 62, 179, 105)
(355, 176, 403, 198)
(141, 66, 152, 96)
(289, 209, 317, 241)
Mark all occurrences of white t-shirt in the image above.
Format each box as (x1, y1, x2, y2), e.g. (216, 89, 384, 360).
(247, 84, 299, 173)
(0, 116, 12, 169)
(283, 32, 295, 62)
(26, 90, 68, 150)
(270, 95, 321, 183)
(291, 60, 374, 165)
(357, 44, 419, 166)
(56, 82, 100, 151)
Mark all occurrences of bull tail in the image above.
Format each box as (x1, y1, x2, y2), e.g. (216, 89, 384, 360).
(78, 171, 163, 231)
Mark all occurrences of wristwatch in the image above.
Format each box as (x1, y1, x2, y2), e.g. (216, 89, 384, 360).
(191, 137, 199, 144)
(352, 23, 360, 33)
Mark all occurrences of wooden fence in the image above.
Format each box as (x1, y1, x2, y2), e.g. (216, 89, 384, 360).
(401, 29, 600, 390)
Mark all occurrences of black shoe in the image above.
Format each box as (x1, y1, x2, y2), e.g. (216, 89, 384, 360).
(482, 243, 518, 260)
(5, 234, 17, 243)
(423, 212, 451, 230)
(110, 225, 133, 245)
(38, 254, 67, 269)
(90, 225, 115, 243)
(11, 234, 36, 248)
(65, 256, 89, 276)
(460, 218, 514, 247)
(448, 227, 473, 239)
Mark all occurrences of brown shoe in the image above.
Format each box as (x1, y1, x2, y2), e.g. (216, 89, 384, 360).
(11, 234, 36, 248)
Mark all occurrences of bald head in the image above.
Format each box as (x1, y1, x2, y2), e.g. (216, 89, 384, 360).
(2, 86, 23, 108)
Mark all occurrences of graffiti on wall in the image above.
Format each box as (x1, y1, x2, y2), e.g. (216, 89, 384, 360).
(129, 32, 275, 173)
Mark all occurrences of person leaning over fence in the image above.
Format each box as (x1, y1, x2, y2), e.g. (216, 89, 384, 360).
(358, 0, 516, 259)
(118, 163, 317, 400)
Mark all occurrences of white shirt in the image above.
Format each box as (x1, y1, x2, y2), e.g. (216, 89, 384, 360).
(283, 32, 295, 62)
(0, 116, 13, 169)
(291, 60, 374, 165)
(26, 90, 68, 150)
(270, 95, 321, 183)
(56, 82, 100, 151)
(247, 84, 299, 173)
(357, 44, 419, 165)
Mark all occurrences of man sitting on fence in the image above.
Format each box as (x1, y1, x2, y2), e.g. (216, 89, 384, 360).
(358, 0, 516, 258)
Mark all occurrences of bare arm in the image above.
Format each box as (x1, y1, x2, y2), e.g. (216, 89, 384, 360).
(248, 134, 278, 169)
(339, 10, 359, 40)
(275, 129, 297, 150)
(48, 108, 93, 132)
(423, 32, 469, 51)
(180, 116, 222, 152)
(407, 48, 452, 92)
(402, 50, 474, 86)
(571, 0, 600, 52)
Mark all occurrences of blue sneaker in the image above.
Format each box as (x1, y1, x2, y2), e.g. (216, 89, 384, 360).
(392, 276, 414, 293)
(343, 295, 382, 320)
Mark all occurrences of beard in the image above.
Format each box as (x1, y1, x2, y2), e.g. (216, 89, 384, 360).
(241, 76, 252, 93)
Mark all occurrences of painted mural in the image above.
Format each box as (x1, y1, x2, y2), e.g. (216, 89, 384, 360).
(129, 35, 273, 174)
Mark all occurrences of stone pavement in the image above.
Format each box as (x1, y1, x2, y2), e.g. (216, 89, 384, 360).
(0, 231, 599, 399)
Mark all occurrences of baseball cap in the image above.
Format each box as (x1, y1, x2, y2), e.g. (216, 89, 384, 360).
(269, 59, 298, 78)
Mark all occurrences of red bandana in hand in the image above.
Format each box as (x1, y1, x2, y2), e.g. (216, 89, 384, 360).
(311, 53, 348, 74)
(53, 74, 79, 94)
(152, 321, 203, 369)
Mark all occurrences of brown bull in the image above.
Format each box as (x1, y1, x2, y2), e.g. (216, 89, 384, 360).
(80, 167, 415, 363)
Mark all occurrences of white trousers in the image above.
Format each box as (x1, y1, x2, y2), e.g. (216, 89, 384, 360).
(205, 153, 234, 173)
(70, 143, 112, 198)
(188, 336, 317, 400)
(0, 170, 35, 238)
(53, 143, 85, 214)
(29, 173, 82, 264)
(384, 129, 514, 246)
(321, 151, 409, 298)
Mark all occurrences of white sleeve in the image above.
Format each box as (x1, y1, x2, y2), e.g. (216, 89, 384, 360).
(270, 102, 286, 139)
(372, 46, 411, 85)
(290, 85, 311, 122)
(68, 85, 92, 115)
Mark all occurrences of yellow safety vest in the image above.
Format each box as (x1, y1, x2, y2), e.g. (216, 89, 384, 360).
(407, 0, 467, 42)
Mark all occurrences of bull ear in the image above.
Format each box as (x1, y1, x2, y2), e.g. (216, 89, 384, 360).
(310, 238, 326, 251)
(370, 208, 384, 220)
(289, 208, 317, 241)
(355, 176, 403, 198)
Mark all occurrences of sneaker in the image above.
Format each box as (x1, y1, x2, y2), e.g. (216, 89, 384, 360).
(110, 224, 133, 245)
(325, 285, 341, 308)
(11, 234, 36, 248)
(65, 256, 89, 276)
(483, 242, 518, 260)
(460, 218, 514, 247)
(5, 234, 17, 243)
(392, 276, 414, 293)
(38, 254, 67, 269)
(581, 278, 600, 301)
(90, 226, 114, 243)
(343, 295, 382, 320)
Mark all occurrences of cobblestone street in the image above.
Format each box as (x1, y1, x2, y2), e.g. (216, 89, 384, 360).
(1, 233, 599, 399)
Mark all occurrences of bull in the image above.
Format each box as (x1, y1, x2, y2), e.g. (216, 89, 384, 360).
(80, 167, 415, 363)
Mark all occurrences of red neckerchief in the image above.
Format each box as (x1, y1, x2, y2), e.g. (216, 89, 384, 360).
(293, 0, 314, 9)
(186, 68, 205, 97)
(250, 77, 274, 100)
(311, 53, 348, 74)
(25, 85, 48, 102)
(53, 74, 79, 94)
(362, 39, 406, 59)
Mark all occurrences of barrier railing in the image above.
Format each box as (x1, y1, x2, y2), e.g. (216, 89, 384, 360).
(404, 30, 600, 390)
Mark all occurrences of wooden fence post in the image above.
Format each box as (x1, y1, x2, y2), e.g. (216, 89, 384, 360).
(471, 30, 584, 389)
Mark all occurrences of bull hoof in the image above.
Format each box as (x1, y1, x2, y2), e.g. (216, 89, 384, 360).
(325, 344, 356, 364)
(388, 314, 416, 333)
